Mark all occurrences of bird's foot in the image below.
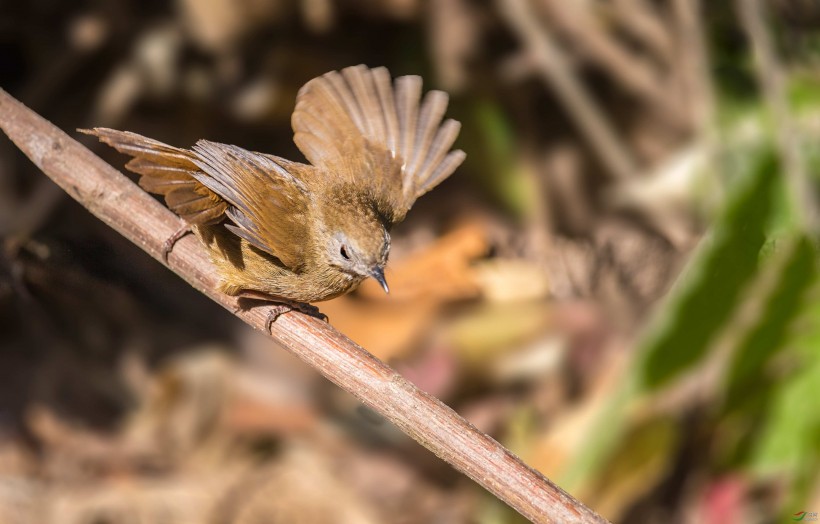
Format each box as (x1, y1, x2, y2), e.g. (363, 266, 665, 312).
(265, 301, 328, 332)
(265, 304, 294, 331)
(298, 302, 329, 322)
(162, 224, 192, 263)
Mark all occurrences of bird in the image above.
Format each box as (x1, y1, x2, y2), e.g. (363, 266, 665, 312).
(83, 65, 465, 324)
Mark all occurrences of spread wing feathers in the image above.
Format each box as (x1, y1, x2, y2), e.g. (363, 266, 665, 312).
(292, 65, 465, 220)
(190, 141, 312, 269)
(81, 128, 228, 225)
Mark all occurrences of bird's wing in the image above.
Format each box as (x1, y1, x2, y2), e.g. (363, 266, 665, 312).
(85, 128, 313, 270)
(292, 65, 465, 222)
(189, 141, 312, 270)
(82, 128, 228, 225)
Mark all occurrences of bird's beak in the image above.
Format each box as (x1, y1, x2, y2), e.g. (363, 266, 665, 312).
(370, 266, 389, 294)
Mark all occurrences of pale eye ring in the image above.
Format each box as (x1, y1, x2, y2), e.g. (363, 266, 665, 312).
(340, 245, 350, 260)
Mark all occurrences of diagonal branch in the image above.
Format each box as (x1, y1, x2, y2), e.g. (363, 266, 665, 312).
(0, 88, 608, 524)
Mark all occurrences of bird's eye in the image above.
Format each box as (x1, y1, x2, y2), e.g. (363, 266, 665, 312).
(340, 245, 350, 260)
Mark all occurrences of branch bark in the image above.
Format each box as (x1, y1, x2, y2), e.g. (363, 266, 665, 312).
(0, 88, 608, 524)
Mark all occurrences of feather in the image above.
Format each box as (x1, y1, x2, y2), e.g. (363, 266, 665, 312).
(191, 140, 312, 269)
(343, 65, 383, 140)
(291, 66, 464, 221)
(80, 128, 228, 225)
(408, 90, 448, 191)
(394, 75, 422, 172)
(419, 150, 466, 198)
(372, 67, 399, 154)
(324, 71, 365, 132)
(415, 119, 462, 192)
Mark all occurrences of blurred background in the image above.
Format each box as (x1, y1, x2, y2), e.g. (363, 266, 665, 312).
(1, 0, 820, 522)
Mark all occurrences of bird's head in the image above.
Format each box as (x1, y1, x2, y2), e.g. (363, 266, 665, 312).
(321, 203, 390, 293)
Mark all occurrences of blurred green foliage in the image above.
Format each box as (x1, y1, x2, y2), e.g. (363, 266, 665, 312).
(732, 238, 820, 511)
(639, 148, 777, 389)
(564, 127, 819, 516)
(463, 100, 540, 219)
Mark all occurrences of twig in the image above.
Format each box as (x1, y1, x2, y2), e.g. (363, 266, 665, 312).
(0, 88, 609, 524)
(736, 0, 820, 232)
(498, 0, 638, 181)
(671, 0, 715, 134)
(609, 0, 674, 63)
(538, 0, 686, 126)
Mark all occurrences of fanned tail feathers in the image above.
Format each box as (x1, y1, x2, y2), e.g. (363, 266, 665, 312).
(293, 65, 465, 214)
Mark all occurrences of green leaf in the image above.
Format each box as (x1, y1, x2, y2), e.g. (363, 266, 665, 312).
(638, 149, 779, 389)
(725, 238, 817, 405)
(561, 148, 784, 492)
(727, 237, 820, 509)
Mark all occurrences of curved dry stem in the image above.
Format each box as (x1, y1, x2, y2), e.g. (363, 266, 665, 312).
(0, 88, 608, 524)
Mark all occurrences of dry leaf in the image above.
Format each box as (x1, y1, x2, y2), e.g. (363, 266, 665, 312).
(445, 302, 553, 366)
(318, 297, 439, 361)
(582, 417, 679, 520)
(526, 349, 628, 478)
(472, 258, 550, 303)
(322, 220, 489, 361)
(356, 219, 488, 302)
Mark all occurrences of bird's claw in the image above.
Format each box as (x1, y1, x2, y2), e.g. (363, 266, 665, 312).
(265, 302, 328, 332)
(162, 224, 192, 263)
(295, 303, 329, 322)
(265, 304, 294, 332)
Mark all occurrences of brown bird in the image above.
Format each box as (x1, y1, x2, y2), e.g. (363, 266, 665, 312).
(83, 65, 465, 322)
